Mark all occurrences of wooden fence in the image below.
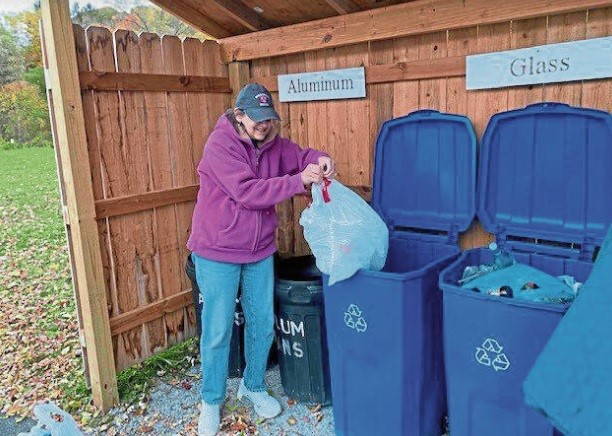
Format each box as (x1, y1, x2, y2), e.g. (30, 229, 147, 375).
(73, 25, 231, 370)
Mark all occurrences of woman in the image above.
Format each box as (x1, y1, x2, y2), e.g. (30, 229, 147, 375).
(187, 83, 335, 436)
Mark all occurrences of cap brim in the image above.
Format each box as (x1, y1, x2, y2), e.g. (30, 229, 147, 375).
(244, 107, 280, 123)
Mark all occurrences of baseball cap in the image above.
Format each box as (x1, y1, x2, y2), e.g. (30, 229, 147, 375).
(235, 83, 280, 123)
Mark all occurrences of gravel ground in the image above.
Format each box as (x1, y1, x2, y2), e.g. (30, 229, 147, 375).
(86, 365, 334, 435)
(0, 415, 35, 436)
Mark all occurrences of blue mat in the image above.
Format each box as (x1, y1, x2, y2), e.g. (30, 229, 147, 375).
(523, 225, 612, 435)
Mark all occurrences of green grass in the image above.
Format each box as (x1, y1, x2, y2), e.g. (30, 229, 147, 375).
(0, 148, 73, 340)
(0, 148, 199, 423)
(117, 338, 199, 405)
(0, 148, 66, 252)
(0, 148, 84, 418)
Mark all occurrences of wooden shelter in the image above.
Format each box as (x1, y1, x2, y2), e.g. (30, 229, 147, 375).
(40, 0, 611, 411)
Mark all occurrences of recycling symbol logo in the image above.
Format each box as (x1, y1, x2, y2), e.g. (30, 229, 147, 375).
(344, 304, 368, 333)
(475, 338, 511, 372)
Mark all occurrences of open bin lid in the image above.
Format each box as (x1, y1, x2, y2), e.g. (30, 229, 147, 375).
(478, 102, 612, 246)
(371, 109, 477, 233)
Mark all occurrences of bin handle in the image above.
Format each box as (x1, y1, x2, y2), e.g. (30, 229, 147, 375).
(289, 289, 312, 304)
(409, 109, 440, 117)
(526, 102, 571, 110)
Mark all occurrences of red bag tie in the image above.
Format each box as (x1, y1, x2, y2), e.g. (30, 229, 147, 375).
(321, 178, 332, 203)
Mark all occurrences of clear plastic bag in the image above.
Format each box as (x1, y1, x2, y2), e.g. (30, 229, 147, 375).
(18, 402, 82, 436)
(299, 179, 389, 285)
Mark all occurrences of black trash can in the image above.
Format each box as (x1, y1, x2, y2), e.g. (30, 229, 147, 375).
(185, 254, 245, 378)
(274, 255, 331, 405)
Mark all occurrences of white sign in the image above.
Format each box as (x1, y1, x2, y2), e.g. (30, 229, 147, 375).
(466, 36, 612, 90)
(278, 67, 366, 102)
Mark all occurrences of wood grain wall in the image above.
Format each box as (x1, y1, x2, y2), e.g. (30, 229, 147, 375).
(252, 8, 611, 255)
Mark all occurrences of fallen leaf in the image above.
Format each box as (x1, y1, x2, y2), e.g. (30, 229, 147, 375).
(230, 421, 248, 431)
(137, 424, 154, 433)
(310, 403, 322, 413)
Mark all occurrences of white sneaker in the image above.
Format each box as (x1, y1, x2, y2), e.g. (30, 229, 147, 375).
(237, 378, 282, 419)
(198, 401, 220, 436)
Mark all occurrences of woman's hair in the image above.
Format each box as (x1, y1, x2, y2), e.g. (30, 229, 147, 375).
(225, 108, 242, 133)
(225, 108, 280, 136)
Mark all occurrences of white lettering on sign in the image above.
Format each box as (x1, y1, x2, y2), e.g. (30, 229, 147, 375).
(466, 36, 611, 90)
(278, 67, 366, 102)
(275, 316, 306, 359)
(280, 337, 304, 358)
(276, 318, 305, 338)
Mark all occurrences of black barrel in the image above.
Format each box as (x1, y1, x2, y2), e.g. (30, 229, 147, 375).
(185, 254, 245, 378)
(274, 255, 331, 405)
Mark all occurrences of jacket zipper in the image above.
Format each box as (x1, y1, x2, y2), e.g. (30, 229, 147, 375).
(252, 210, 262, 253)
(251, 144, 263, 252)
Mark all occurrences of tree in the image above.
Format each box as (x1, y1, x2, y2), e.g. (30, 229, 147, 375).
(24, 66, 46, 98)
(120, 6, 206, 38)
(0, 81, 51, 148)
(70, 2, 208, 40)
(71, 3, 123, 29)
(5, 7, 42, 70)
(0, 23, 24, 86)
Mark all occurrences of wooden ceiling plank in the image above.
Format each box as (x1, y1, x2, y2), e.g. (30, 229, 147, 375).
(150, 0, 232, 38)
(326, 0, 361, 14)
(210, 0, 271, 31)
(219, 0, 610, 61)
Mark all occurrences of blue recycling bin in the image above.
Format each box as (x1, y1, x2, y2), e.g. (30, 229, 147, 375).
(323, 110, 477, 436)
(439, 103, 612, 436)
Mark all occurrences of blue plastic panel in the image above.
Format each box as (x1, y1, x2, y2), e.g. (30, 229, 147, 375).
(371, 110, 477, 232)
(479, 102, 612, 246)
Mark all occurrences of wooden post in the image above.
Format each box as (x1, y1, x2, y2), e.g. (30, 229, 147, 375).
(40, 0, 118, 411)
(228, 61, 251, 105)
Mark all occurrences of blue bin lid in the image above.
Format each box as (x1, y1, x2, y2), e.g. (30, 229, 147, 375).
(371, 109, 477, 233)
(478, 102, 612, 246)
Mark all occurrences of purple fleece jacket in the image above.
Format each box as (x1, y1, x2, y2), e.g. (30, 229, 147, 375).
(187, 115, 326, 263)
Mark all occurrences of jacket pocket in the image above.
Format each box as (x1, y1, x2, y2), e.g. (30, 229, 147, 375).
(216, 205, 257, 251)
(219, 207, 240, 235)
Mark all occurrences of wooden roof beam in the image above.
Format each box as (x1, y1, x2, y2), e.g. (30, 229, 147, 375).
(325, 0, 360, 14)
(220, 0, 610, 62)
(210, 0, 271, 31)
(150, 0, 232, 38)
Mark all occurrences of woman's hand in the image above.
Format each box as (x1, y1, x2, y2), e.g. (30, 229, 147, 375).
(301, 163, 323, 186)
(318, 156, 336, 179)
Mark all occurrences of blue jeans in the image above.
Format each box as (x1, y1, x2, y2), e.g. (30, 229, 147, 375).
(192, 253, 275, 405)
